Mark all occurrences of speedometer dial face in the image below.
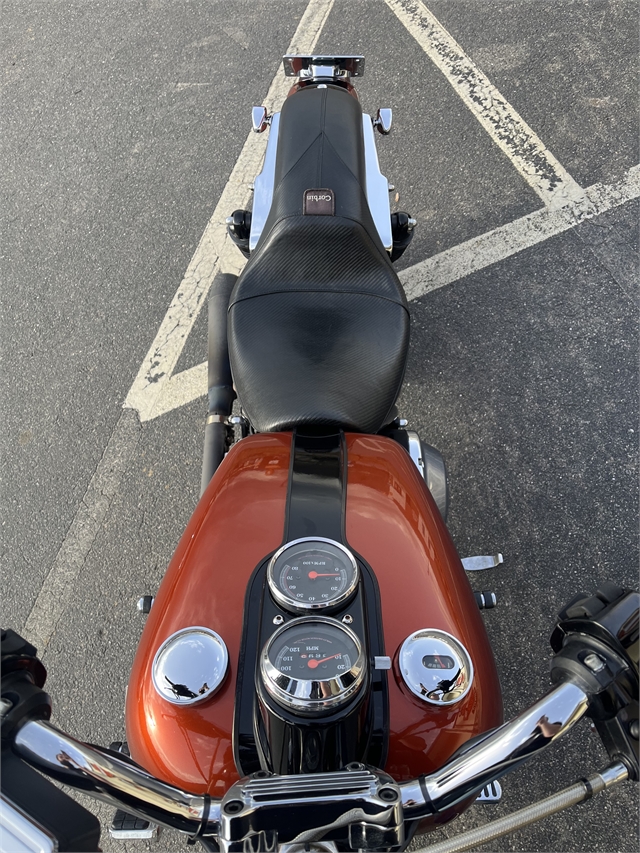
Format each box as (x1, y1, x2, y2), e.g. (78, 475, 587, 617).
(260, 617, 365, 713)
(267, 538, 359, 613)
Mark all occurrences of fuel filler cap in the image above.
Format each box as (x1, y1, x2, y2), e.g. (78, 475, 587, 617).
(152, 627, 228, 705)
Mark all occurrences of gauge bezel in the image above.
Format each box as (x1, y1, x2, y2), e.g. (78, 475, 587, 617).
(398, 628, 474, 706)
(152, 626, 228, 706)
(267, 537, 360, 613)
(260, 616, 366, 714)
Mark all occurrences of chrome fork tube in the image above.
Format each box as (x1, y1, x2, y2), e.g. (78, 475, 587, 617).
(13, 719, 221, 835)
(401, 681, 590, 816)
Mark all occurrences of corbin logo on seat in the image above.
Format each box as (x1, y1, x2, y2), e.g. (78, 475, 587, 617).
(303, 188, 335, 216)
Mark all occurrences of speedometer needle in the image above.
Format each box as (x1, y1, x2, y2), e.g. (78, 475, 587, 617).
(307, 653, 341, 669)
(308, 571, 340, 579)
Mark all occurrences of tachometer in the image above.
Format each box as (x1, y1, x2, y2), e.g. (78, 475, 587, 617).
(267, 538, 359, 613)
(260, 617, 365, 713)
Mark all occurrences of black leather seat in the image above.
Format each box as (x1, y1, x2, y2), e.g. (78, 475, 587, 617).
(228, 85, 410, 434)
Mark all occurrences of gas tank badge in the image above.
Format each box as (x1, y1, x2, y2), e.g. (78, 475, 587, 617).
(152, 627, 228, 705)
(398, 629, 473, 705)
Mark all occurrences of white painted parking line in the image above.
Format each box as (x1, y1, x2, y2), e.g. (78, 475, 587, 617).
(124, 0, 334, 423)
(383, 0, 584, 207)
(122, 0, 636, 425)
(24, 0, 335, 652)
(24, 410, 141, 653)
(31, 163, 636, 653)
(400, 165, 640, 300)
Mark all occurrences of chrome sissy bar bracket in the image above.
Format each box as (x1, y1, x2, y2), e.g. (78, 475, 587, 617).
(282, 55, 364, 79)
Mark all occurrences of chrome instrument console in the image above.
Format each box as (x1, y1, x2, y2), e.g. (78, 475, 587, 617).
(234, 431, 387, 777)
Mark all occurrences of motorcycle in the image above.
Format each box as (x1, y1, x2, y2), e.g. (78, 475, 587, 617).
(1, 55, 637, 853)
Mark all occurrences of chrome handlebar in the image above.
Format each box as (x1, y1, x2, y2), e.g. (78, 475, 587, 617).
(6, 586, 636, 846)
(11, 678, 591, 837)
(13, 719, 221, 836)
(399, 680, 589, 816)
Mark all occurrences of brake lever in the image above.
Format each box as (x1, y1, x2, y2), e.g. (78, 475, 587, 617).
(550, 585, 639, 781)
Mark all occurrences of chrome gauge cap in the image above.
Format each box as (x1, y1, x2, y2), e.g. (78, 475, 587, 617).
(261, 617, 365, 714)
(398, 629, 473, 705)
(267, 538, 359, 613)
(152, 627, 228, 705)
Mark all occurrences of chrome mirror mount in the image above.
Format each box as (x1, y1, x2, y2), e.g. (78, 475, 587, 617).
(373, 108, 392, 134)
(251, 106, 270, 133)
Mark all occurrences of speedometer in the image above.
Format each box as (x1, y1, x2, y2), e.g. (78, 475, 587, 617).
(267, 538, 359, 613)
(260, 617, 365, 713)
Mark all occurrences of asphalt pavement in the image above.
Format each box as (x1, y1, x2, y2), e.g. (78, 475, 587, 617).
(1, 1, 638, 851)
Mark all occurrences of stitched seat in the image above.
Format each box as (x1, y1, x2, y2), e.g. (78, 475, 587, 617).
(228, 86, 409, 433)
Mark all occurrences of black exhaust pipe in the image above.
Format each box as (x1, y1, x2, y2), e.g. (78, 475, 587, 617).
(200, 272, 237, 496)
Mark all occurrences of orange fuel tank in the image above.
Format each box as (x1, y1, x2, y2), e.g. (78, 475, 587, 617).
(126, 433, 502, 798)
